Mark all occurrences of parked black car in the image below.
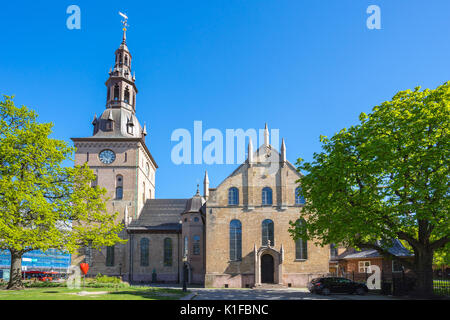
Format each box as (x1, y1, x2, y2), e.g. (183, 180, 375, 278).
(308, 277, 369, 295)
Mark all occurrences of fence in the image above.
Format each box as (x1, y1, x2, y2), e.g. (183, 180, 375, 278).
(328, 270, 450, 297)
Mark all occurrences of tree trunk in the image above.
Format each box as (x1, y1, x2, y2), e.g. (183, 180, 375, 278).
(412, 248, 434, 297)
(7, 250, 24, 290)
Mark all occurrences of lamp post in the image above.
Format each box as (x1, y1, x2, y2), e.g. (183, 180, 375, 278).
(182, 255, 188, 292)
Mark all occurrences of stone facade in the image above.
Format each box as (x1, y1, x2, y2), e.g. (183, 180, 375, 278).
(204, 139, 330, 288)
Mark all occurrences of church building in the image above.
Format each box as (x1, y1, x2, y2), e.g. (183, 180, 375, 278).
(71, 26, 331, 288)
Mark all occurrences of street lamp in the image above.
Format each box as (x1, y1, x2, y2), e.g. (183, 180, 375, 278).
(182, 255, 188, 292)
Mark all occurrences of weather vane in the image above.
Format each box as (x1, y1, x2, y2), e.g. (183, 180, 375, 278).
(119, 11, 129, 32)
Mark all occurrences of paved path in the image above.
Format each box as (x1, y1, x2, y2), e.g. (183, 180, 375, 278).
(191, 288, 397, 300)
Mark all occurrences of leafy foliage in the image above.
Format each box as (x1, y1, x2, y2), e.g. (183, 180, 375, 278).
(0, 96, 126, 288)
(289, 82, 450, 294)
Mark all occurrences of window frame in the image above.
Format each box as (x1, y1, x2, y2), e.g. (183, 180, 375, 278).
(228, 187, 239, 205)
(295, 187, 306, 205)
(229, 219, 242, 261)
(163, 238, 172, 267)
(106, 245, 115, 267)
(358, 261, 371, 273)
(262, 187, 273, 206)
(193, 235, 200, 255)
(261, 219, 274, 246)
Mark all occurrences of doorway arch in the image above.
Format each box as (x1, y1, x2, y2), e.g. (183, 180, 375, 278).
(261, 254, 274, 283)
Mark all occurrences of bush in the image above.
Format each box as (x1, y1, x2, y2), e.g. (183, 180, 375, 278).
(95, 273, 122, 284)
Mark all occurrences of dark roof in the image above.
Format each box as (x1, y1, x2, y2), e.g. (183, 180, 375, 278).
(129, 199, 188, 229)
(127, 223, 181, 233)
(183, 192, 205, 214)
(338, 239, 413, 260)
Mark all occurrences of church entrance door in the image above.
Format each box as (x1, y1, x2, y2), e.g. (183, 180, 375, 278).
(261, 254, 274, 283)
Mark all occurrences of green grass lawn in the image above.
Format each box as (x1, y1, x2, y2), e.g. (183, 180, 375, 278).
(0, 286, 189, 300)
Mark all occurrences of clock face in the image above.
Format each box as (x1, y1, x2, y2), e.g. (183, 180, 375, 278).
(99, 149, 116, 164)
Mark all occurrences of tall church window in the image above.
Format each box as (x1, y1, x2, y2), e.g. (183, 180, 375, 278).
(193, 235, 200, 255)
(262, 187, 273, 205)
(125, 55, 128, 66)
(115, 175, 123, 200)
(295, 187, 305, 205)
(107, 87, 110, 101)
(262, 219, 274, 246)
(140, 238, 150, 266)
(184, 236, 188, 257)
(295, 219, 308, 260)
(119, 53, 123, 65)
(229, 220, 242, 261)
(106, 245, 115, 266)
(124, 86, 130, 104)
(164, 238, 172, 267)
(228, 187, 239, 205)
(114, 84, 120, 101)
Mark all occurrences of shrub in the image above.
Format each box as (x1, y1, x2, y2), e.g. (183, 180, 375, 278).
(95, 273, 122, 284)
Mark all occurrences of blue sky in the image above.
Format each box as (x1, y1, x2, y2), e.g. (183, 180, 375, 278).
(2, 1, 449, 198)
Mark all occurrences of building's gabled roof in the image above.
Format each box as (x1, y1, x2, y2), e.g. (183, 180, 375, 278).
(214, 143, 302, 190)
(129, 199, 188, 229)
(338, 239, 413, 260)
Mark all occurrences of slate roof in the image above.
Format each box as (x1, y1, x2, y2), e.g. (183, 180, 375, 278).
(92, 108, 144, 139)
(128, 199, 189, 231)
(338, 239, 413, 260)
(183, 192, 206, 215)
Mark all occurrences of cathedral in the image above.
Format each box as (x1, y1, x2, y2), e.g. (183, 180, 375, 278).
(71, 26, 331, 288)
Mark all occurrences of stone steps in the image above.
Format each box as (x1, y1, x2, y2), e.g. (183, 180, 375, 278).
(252, 283, 287, 289)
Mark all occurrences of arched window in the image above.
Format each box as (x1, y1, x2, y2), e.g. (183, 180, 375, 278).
(124, 55, 128, 66)
(140, 238, 149, 266)
(262, 219, 274, 246)
(114, 84, 120, 101)
(228, 187, 239, 205)
(295, 219, 308, 260)
(262, 187, 273, 205)
(124, 86, 130, 103)
(107, 87, 110, 101)
(116, 175, 123, 199)
(106, 245, 115, 266)
(193, 235, 200, 255)
(164, 238, 172, 266)
(295, 187, 305, 205)
(184, 236, 188, 257)
(229, 220, 242, 261)
(119, 53, 123, 65)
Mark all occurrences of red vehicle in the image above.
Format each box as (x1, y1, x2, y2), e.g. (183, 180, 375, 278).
(22, 271, 58, 281)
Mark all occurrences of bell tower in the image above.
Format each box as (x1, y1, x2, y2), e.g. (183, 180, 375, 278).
(105, 19, 137, 113)
(71, 14, 157, 279)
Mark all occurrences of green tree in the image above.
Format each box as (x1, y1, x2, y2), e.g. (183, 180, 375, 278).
(0, 96, 125, 290)
(290, 83, 449, 297)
